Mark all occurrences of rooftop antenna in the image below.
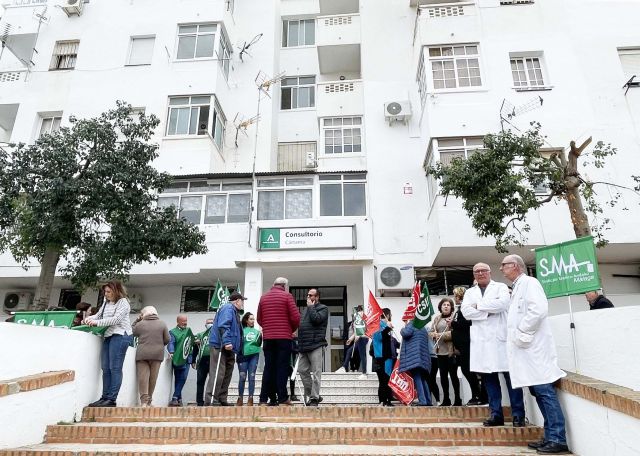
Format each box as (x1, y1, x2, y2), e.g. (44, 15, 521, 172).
(499, 95, 544, 130)
(232, 112, 260, 148)
(0, 23, 11, 62)
(246, 70, 286, 246)
(238, 33, 263, 62)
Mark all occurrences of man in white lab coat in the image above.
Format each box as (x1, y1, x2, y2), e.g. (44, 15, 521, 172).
(462, 262, 525, 428)
(501, 254, 569, 455)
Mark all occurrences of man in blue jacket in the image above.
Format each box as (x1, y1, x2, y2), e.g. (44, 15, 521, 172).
(205, 292, 245, 406)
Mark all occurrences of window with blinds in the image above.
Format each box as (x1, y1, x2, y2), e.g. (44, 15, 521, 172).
(619, 48, 640, 81)
(50, 40, 79, 70)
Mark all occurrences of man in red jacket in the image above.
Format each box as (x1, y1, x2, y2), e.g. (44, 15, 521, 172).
(257, 277, 301, 405)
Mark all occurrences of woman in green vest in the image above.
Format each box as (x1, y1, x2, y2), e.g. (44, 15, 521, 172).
(236, 312, 262, 406)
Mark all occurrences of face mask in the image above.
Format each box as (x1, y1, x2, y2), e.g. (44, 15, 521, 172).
(205, 323, 213, 329)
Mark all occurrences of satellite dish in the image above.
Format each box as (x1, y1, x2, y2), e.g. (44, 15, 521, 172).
(386, 102, 402, 116)
(4, 293, 19, 310)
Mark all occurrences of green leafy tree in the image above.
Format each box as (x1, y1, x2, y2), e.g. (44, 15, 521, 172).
(425, 123, 635, 252)
(0, 102, 207, 309)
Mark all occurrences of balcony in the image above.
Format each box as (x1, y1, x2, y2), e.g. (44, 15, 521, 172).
(316, 80, 364, 118)
(414, 2, 479, 45)
(316, 14, 361, 74)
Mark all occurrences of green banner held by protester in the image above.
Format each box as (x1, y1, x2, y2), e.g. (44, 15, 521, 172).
(353, 309, 365, 336)
(195, 327, 211, 367)
(535, 236, 601, 299)
(72, 325, 109, 336)
(13, 311, 77, 329)
(413, 281, 435, 329)
(170, 327, 194, 367)
(209, 279, 229, 310)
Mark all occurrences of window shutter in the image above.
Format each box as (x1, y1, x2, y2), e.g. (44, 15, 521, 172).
(129, 37, 155, 65)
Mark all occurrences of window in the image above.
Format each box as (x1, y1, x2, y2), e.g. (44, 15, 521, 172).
(424, 146, 437, 207)
(322, 117, 362, 154)
(619, 48, 640, 81)
(257, 177, 313, 220)
(49, 40, 79, 70)
(416, 266, 474, 296)
(218, 32, 232, 79)
(435, 137, 484, 165)
(176, 24, 216, 60)
(281, 76, 316, 110)
(127, 36, 155, 66)
(158, 181, 252, 225)
(181, 285, 240, 312)
(510, 55, 545, 88)
(319, 174, 366, 217)
(212, 101, 226, 149)
(282, 19, 315, 47)
(166, 95, 211, 136)
(38, 116, 61, 138)
(427, 44, 482, 89)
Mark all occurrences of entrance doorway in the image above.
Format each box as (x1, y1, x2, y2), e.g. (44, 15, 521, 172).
(290, 286, 347, 372)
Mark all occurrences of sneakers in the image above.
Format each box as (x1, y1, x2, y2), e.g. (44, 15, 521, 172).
(466, 397, 483, 406)
(357, 373, 368, 380)
(335, 367, 347, 373)
(306, 398, 319, 406)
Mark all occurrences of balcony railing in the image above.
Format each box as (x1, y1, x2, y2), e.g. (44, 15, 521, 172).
(316, 79, 364, 118)
(316, 13, 361, 47)
(5, 0, 47, 7)
(419, 2, 475, 18)
(0, 70, 26, 83)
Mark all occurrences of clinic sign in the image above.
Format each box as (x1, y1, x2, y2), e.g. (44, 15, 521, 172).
(258, 225, 356, 251)
(535, 236, 601, 298)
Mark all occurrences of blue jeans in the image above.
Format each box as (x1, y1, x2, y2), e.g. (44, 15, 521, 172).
(172, 363, 190, 400)
(411, 368, 432, 405)
(484, 371, 524, 419)
(238, 353, 259, 398)
(354, 337, 368, 373)
(100, 334, 132, 401)
(529, 383, 567, 444)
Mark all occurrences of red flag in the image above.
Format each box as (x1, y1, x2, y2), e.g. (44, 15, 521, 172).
(411, 281, 421, 310)
(365, 291, 383, 337)
(389, 359, 416, 405)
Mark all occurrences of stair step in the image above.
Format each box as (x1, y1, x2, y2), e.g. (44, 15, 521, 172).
(44, 421, 542, 446)
(224, 395, 382, 404)
(0, 443, 548, 455)
(83, 405, 511, 423)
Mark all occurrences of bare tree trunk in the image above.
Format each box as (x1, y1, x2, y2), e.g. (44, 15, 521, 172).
(33, 246, 61, 310)
(565, 138, 593, 239)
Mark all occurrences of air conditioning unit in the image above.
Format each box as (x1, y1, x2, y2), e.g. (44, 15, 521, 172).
(304, 150, 316, 168)
(376, 265, 415, 291)
(3, 291, 33, 313)
(384, 101, 412, 124)
(128, 293, 143, 313)
(62, 0, 84, 17)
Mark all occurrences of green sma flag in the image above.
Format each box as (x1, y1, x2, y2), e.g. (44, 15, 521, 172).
(413, 281, 435, 329)
(535, 236, 601, 299)
(170, 327, 194, 367)
(195, 327, 211, 367)
(209, 279, 230, 310)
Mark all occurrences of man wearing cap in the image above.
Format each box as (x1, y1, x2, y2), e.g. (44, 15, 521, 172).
(205, 291, 245, 406)
(297, 288, 329, 406)
(257, 277, 301, 405)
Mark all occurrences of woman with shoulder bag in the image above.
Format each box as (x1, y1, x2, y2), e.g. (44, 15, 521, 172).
(84, 280, 133, 407)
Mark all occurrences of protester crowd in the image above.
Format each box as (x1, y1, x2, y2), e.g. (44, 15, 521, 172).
(57, 253, 601, 455)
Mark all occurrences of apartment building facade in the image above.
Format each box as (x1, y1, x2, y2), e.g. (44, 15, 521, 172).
(0, 0, 639, 386)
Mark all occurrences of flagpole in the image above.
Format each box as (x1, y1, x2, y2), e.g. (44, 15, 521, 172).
(567, 295, 580, 373)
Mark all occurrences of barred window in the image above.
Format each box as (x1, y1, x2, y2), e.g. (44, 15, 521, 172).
(50, 40, 79, 70)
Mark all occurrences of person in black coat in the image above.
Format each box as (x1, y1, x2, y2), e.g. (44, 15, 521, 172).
(451, 287, 483, 405)
(297, 289, 329, 406)
(585, 290, 614, 310)
(371, 308, 398, 406)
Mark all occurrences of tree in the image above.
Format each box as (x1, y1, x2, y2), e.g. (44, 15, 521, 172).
(425, 123, 634, 252)
(0, 102, 207, 309)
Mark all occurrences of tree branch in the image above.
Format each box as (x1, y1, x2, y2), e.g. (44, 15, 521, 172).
(570, 137, 592, 157)
(588, 181, 640, 197)
(550, 153, 563, 169)
(536, 192, 557, 204)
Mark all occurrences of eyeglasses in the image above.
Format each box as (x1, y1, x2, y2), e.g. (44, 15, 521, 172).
(473, 269, 490, 275)
(500, 262, 515, 267)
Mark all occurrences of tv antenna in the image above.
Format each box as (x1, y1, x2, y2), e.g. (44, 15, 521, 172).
(238, 33, 263, 62)
(0, 23, 12, 61)
(232, 112, 260, 147)
(622, 75, 639, 95)
(255, 70, 286, 97)
(499, 95, 544, 130)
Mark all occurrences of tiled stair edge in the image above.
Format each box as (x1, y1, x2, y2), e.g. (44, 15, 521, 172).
(0, 370, 75, 397)
(558, 372, 640, 420)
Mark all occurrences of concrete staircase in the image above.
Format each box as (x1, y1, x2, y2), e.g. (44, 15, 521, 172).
(0, 405, 551, 455)
(227, 372, 380, 404)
